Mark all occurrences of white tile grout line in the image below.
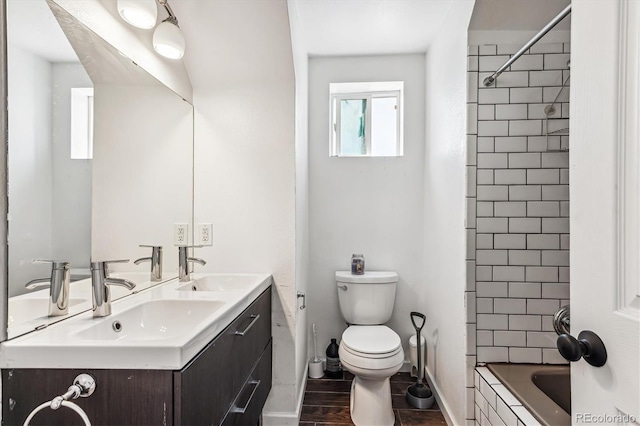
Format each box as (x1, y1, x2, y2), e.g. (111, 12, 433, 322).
(467, 41, 571, 423)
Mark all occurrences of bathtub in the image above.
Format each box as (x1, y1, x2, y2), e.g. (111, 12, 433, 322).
(486, 364, 570, 426)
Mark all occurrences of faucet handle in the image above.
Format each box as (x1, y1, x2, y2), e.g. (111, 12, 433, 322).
(178, 246, 203, 256)
(26, 260, 71, 289)
(90, 259, 129, 268)
(90, 260, 129, 276)
(136, 246, 162, 262)
(33, 259, 70, 269)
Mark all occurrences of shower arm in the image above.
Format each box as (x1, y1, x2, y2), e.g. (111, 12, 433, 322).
(483, 4, 572, 87)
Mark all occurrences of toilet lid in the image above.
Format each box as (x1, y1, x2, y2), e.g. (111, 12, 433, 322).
(341, 326, 401, 355)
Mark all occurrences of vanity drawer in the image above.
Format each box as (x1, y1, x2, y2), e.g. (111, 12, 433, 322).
(174, 287, 271, 425)
(221, 338, 272, 426)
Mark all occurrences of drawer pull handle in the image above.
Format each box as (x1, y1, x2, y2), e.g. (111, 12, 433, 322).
(234, 314, 260, 336)
(230, 380, 261, 414)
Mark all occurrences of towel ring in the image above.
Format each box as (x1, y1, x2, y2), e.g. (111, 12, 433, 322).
(23, 400, 91, 426)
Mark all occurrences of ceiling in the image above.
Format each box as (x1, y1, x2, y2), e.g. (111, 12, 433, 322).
(469, 0, 571, 31)
(289, 0, 454, 57)
(7, 0, 78, 63)
(5, 0, 572, 70)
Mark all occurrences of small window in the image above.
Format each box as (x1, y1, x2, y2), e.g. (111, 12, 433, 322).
(70, 87, 94, 160)
(330, 82, 403, 157)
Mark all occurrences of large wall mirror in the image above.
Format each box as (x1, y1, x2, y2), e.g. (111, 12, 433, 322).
(4, 0, 194, 339)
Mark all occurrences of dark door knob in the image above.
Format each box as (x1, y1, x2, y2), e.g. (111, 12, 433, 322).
(557, 330, 607, 367)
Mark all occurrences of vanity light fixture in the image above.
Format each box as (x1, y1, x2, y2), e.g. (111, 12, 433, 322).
(153, 16, 185, 59)
(117, 0, 186, 60)
(117, 0, 158, 29)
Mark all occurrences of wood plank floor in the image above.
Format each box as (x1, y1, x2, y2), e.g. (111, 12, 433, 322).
(299, 371, 447, 426)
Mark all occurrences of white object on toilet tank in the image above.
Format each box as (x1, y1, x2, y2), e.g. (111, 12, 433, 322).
(336, 271, 398, 325)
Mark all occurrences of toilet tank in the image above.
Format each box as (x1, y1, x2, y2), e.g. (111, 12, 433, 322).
(336, 271, 398, 325)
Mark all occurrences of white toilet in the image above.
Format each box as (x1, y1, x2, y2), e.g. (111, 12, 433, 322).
(336, 271, 404, 426)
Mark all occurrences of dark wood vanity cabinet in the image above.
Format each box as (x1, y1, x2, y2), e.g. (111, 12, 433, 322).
(175, 287, 272, 426)
(2, 287, 272, 426)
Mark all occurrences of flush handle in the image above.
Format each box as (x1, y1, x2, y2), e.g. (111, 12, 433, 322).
(557, 330, 607, 367)
(337, 284, 348, 291)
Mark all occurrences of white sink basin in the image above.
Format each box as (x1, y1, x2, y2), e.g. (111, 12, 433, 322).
(8, 298, 87, 325)
(6, 271, 178, 339)
(75, 299, 225, 341)
(177, 274, 268, 292)
(108, 272, 173, 298)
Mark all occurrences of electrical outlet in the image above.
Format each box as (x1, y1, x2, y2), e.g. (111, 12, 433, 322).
(174, 223, 189, 246)
(197, 223, 213, 246)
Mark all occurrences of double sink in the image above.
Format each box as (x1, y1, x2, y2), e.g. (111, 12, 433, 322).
(8, 272, 162, 337)
(1, 274, 272, 370)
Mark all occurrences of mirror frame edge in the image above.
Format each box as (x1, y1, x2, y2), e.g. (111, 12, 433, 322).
(1, 0, 8, 343)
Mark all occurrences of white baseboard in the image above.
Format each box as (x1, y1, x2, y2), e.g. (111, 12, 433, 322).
(424, 367, 454, 426)
(261, 364, 308, 426)
(401, 362, 455, 425)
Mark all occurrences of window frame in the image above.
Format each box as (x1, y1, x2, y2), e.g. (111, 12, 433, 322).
(70, 87, 94, 160)
(330, 88, 403, 157)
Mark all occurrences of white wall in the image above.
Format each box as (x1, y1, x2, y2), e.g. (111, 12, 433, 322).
(7, 45, 53, 296)
(51, 63, 92, 271)
(176, 1, 298, 421)
(288, 0, 310, 413)
(308, 54, 425, 361)
(423, 1, 475, 424)
(92, 84, 193, 273)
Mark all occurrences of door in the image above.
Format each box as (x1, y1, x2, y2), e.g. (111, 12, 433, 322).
(571, 0, 640, 422)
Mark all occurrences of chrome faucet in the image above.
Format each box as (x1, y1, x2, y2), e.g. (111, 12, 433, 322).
(134, 245, 163, 282)
(178, 246, 206, 282)
(25, 260, 71, 317)
(90, 260, 136, 317)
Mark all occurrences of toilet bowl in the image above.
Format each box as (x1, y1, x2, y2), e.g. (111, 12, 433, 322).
(335, 271, 403, 426)
(339, 325, 404, 426)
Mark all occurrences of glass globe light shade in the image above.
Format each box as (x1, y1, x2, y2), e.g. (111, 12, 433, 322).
(153, 20, 185, 59)
(117, 0, 158, 29)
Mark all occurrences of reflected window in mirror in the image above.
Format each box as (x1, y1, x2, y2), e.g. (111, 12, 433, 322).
(4, 0, 195, 340)
(70, 87, 94, 160)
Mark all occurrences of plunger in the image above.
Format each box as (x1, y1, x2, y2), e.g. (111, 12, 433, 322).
(406, 311, 435, 409)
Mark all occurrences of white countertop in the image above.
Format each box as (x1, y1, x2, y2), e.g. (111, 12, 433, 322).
(1, 273, 272, 370)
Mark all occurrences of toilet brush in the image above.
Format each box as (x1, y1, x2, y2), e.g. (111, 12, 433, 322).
(309, 324, 324, 378)
(313, 323, 319, 362)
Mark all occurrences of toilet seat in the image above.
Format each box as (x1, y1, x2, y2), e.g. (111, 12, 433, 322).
(340, 326, 403, 371)
(342, 325, 401, 356)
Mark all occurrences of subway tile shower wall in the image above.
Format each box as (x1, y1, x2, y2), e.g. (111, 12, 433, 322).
(465, 43, 570, 368)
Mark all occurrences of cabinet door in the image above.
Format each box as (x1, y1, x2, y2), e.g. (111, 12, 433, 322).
(175, 288, 271, 425)
(1, 369, 173, 426)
